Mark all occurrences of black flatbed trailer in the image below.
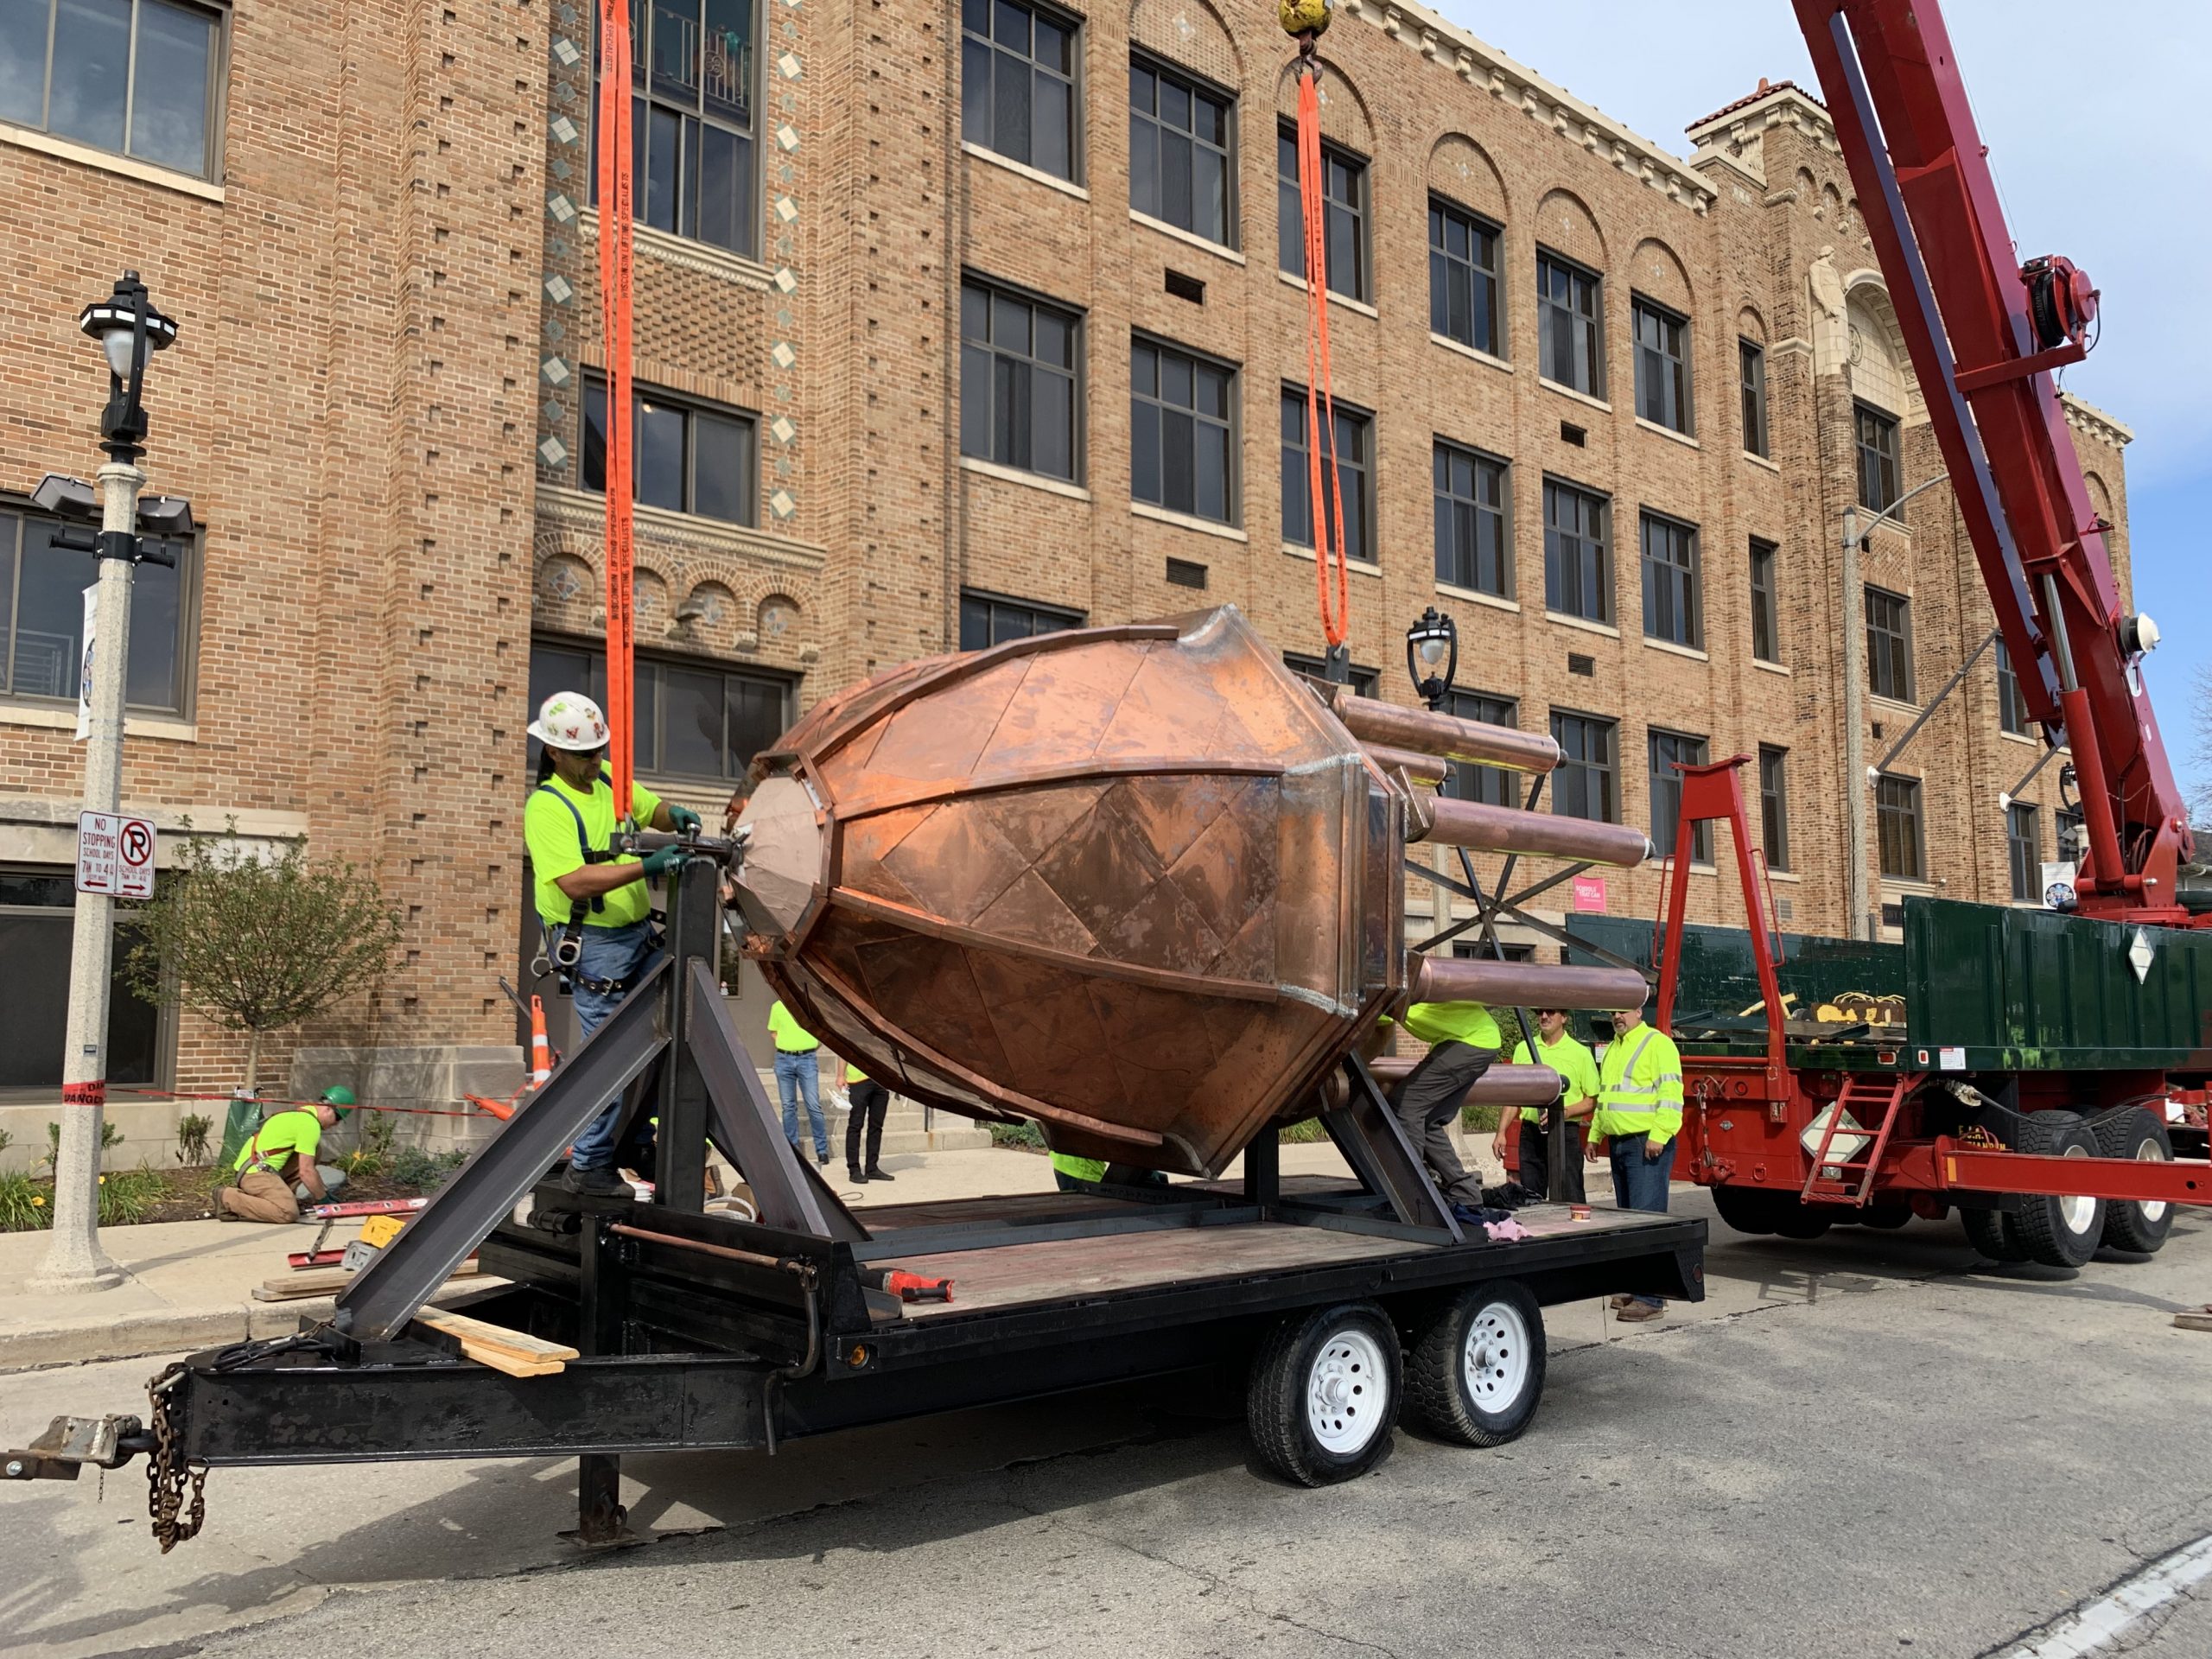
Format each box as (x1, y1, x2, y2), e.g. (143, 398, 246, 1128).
(6, 871, 1702, 1548)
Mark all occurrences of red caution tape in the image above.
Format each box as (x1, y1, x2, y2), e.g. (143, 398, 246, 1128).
(61, 1080, 106, 1107)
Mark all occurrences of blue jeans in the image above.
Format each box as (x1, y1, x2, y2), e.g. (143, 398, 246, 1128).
(1610, 1131, 1676, 1307)
(775, 1050, 826, 1157)
(567, 921, 662, 1171)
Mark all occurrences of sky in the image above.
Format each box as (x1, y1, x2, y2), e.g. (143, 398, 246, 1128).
(1426, 0, 2212, 815)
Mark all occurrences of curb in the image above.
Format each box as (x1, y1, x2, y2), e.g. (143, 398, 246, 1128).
(0, 1298, 335, 1372)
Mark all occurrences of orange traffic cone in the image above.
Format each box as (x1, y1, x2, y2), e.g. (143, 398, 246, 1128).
(530, 996, 552, 1089)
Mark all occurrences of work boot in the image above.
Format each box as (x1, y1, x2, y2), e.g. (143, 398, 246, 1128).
(865, 1166, 895, 1183)
(563, 1161, 628, 1197)
(1615, 1300, 1664, 1324)
(848, 1166, 868, 1185)
(817, 1148, 830, 1166)
(1607, 1294, 1634, 1309)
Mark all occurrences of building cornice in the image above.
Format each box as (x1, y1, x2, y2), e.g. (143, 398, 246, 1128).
(536, 486, 829, 572)
(1684, 84, 1839, 188)
(1339, 0, 1715, 217)
(2060, 391, 2133, 449)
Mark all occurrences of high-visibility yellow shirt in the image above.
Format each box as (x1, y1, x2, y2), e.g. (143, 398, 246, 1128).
(1508, 1032, 1601, 1122)
(524, 772, 664, 931)
(846, 1059, 868, 1084)
(1386, 1001, 1503, 1053)
(1051, 1151, 1107, 1183)
(1591, 1022, 1685, 1146)
(766, 1001, 819, 1053)
(233, 1109, 322, 1173)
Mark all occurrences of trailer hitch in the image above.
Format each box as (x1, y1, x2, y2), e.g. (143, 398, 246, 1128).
(2, 1412, 154, 1483)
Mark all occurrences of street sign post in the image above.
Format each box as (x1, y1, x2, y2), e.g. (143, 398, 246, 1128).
(76, 810, 156, 899)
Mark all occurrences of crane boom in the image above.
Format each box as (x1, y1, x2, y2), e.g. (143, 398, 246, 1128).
(1794, 0, 2196, 923)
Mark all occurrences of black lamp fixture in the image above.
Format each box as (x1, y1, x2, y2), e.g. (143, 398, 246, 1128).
(77, 270, 179, 462)
(1405, 605, 1458, 710)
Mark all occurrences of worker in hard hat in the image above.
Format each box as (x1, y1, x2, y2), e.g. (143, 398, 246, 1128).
(1593, 998, 1685, 1322)
(1374, 997, 1499, 1206)
(215, 1088, 356, 1223)
(524, 690, 702, 1195)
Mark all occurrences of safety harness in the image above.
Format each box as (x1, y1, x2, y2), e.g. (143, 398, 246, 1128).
(532, 769, 652, 996)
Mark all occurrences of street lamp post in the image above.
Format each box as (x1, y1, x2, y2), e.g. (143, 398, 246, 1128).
(29, 272, 181, 1294)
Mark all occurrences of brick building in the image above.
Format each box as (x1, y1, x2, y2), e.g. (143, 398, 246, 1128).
(0, 0, 2133, 1161)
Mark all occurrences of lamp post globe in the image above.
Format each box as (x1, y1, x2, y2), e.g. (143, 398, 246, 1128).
(77, 271, 178, 461)
(1405, 605, 1458, 711)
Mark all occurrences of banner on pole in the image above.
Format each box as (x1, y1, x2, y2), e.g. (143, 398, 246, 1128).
(75, 583, 97, 740)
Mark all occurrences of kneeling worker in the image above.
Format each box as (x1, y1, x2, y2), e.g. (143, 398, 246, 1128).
(1376, 995, 1500, 1206)
(524, 690, 701, 1194)
(1594, 998, 1684, 1322)
(218, 1087, 355, 1223)
(1501, 1007, 1599, 1204)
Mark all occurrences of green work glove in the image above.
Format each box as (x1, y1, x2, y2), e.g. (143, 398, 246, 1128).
(639, 847, 683, 878)
(667, 804, 703, 833)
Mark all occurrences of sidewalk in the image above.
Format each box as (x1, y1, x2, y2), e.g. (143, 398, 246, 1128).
(0, 1137, 1503, 1371)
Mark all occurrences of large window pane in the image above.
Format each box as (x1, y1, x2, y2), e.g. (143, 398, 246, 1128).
(1648, 729, 1712, 862)
(691, 408, 753, 524)
(1446, 690, 1516, 806)
(1537, 251, 1603, 397)
(1429, 200, 1499, 357)
(1279, 125, 1365, 299)
(0, 517, 182, 713)
(0, 0, 47, 125)
(660, 665, 724, 778)
(1434, 441, 1507, 595)
(595, 0, 758, 255)
(958, 591, 1081, 650)
(1281, 391, 1370, 561)
(963, 0, 1076, 180)
(1759, 746, 1789, 870)
(0, 901, 160, 1090)
(637, 397, 687, 511)
(1132, 338, 1235, 524)
(1632, 297, 1692, 435)
(1550, 712, 1617, 823)
(1542, 479, 1609, 622)
(1639, 512, 1700, 648)
(129, 0, 213, 175)
(48, 0, 130, 153)
(1740, 340, 1769, 458)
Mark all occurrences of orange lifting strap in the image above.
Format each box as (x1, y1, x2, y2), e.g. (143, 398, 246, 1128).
(595, 0, 639, 819)
(1294, 61, 1351, 652)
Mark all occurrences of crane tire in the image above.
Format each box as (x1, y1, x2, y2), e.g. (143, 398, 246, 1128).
(2012, 1111, 2106, 1269)
(1961, 1205, 2031, 1263)
(2094, 1107, 2176, 1255)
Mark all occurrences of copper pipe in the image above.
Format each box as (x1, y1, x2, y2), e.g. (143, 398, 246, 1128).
(1327, 687, 1560, 773)
(1415, 794, 1652, 868)
(608, 1222, 793, 1274)
(1366, 1058, 1567, 1107)
(1409, 956, 1649, 1011)
(1361, 742, 1448, 785)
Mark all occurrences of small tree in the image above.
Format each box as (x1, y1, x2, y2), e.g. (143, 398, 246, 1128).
(122, 831, 405, 1096)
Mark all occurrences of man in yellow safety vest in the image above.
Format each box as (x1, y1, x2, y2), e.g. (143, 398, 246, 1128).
(1592, 999, 1684, 1321)
(1376, 997, 1500, 1206)
(1501, 1007, 1599, 1204)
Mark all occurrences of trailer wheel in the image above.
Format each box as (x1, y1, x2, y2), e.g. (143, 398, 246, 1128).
(2094, 1108, 2176, 1255)
(1711, 1185, 1780, 1236)
(1961, 1205, 2031, 1263)
(1770, 1201, 1833, 1241)
(1405, 1281, 1546, 1448)
(1247, 1302, 1401, 1486)
(1853, 1205, 1913, 1230)
(2012, 1111, 2107, 1269)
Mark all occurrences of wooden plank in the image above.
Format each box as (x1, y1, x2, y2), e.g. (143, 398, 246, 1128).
(252, 1260, 480, 1303)
(456, 1338, 564, 1377)
(413, 1306, 580, 1363)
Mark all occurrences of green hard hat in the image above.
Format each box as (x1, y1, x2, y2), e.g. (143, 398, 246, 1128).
(319, 1085, 357, 1116)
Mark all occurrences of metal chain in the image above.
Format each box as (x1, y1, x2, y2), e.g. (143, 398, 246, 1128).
(145, 1363, 208, 1553)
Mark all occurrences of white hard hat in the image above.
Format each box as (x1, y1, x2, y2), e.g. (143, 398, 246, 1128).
(528, 691, 611, 752)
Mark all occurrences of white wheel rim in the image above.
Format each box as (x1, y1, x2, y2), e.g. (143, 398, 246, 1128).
(1306, 1327, 1389, 1454)
(1463, 1301, 1530, 1410)
(2137, 1138, 2171, 1225)
(2056, 1144, 2098, 1236)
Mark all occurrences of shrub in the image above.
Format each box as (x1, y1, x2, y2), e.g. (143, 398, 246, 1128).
(0, 1171, 48, 1231)
(175, 1112, 213, 1166)
(1277, 1119, 1328, 1144)
(390, 1146, 468, 1192)
(987, 1121, 1046, 1151)
(340, 1110, 398, 1180)
(1460, 1103, 1502, 1134)
(44, 1119, 124, 1177)
(98, 1166, 168, 1227)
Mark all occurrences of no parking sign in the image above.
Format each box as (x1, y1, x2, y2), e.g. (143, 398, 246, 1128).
(77, 810, 156, 899)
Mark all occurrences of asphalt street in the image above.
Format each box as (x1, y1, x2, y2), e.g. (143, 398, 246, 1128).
(4, 1192, 2209, 1659)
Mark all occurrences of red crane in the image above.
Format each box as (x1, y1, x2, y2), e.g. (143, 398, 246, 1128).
(1793, 0, 2195, 924)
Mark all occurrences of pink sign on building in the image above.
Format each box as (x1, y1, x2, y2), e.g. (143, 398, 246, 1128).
(1572, 874, 1608, 913)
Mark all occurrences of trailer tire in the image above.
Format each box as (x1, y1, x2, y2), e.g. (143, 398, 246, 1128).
(2012, 1111, 2106, 1269)
(1405, 1281, 1546, 1448)
(1961, 1205, 2031, 1263)
(1853, 1205, 1914, 1230)
(1710, 1186, 1780, 1236)
(1247, 1302, 1400, 1486)
(2094, 1108, 2176, 1255)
